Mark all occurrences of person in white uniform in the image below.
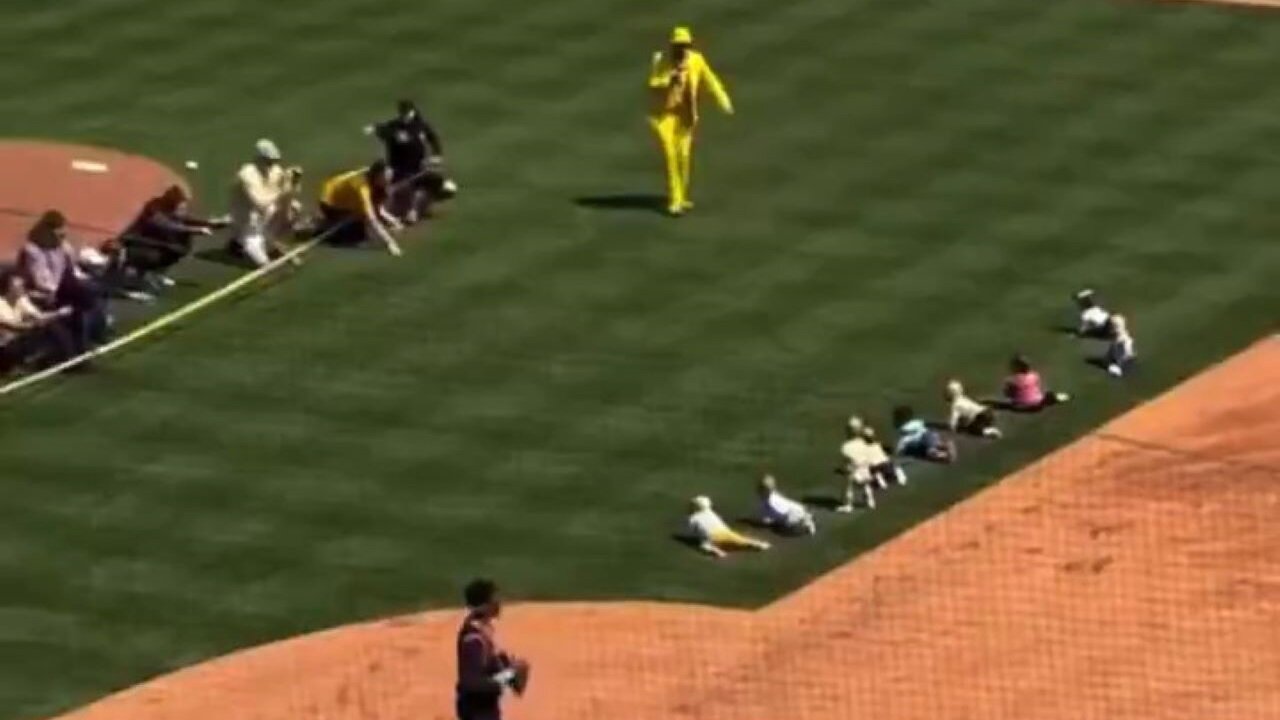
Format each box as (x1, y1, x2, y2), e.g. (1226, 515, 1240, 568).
(228, 139, 303, 267)
(755, 475, 816, 536)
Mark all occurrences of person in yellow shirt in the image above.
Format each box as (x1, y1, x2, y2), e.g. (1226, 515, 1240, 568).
(317, 160, 403, 256)
(647, 26, 734, 216)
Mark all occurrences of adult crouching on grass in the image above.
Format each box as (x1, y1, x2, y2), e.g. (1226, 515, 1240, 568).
(118, 185, 229, 297)
(316, 160, 403, 256)
(365, 99, 457, 223)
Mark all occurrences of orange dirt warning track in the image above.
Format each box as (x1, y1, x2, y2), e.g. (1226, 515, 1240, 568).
(54, 337, 1280, 720)
(0, 141, 184, 261)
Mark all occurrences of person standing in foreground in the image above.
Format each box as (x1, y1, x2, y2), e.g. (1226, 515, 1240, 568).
(316, 160, 403, 256)
(647, 26, 734, 216)
(456, 579, 530, 720)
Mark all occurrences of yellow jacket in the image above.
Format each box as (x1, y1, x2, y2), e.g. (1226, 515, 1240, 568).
(648, 48, 733, 123)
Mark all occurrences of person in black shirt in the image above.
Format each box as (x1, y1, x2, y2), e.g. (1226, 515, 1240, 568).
(118, 185, 228, 294)
(455, 579, 529, 720)
(365, 99, 457, 223)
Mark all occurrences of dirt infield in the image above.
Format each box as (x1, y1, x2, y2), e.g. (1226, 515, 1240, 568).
(1187, 0, 1280, 6)
(53, 337, 1280, 720)
(0, 141, 185, 262)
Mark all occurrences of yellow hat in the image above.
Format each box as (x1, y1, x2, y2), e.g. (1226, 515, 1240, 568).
(671, 26, 693, 45)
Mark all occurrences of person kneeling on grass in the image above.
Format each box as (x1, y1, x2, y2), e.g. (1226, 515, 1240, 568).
(228, 139, 305, 268)
(893, 405, 957, 464)
(1103, 314, 1136, 378)
(1003, 354, 1071, 411)
(756, 475, 816, 536)
(685, 495, 770, 559)
(364, 99, 457, 224)
(316, 160, 403, 256)
(838, 417, 907, 511)
(118, 185, 229, 297)
(945, 379, 1002, 439)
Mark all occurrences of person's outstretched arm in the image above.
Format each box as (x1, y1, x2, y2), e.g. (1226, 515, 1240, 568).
(421, 118, 444, 158)
(358, 185, 402, 256)
(700, 56, 734, 114)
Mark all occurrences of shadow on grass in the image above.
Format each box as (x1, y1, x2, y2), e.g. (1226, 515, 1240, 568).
(670, 533, 705, 555)
(573, 193, 667, 215)
(1050, 323, 1082, 336)
(801, 494, 843, 511)
(194, 246, 256, 270)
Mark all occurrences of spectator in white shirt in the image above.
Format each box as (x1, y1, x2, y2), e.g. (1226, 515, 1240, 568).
(1074, 289, 1113, 338)
(755, 475, 816, 536)
(228, 139, 303, 267)
(945, 379, 1002, 439)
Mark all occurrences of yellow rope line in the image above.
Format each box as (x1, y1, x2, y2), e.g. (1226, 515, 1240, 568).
(0, 166, 433, 397)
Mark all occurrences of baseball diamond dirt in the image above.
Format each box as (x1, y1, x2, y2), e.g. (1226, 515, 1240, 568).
(0, 141, 185, 260)
(50, 336, 1279, 720)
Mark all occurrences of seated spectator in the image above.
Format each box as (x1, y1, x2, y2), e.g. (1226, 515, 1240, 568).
(1003, 354, 1071, 411)
(19, 210, 111, 353)
(684, 495, 770, 559)
(1103, 314, 1136, 378)
(838, 416, 907, 511)
(119, 185, 228, 294)
(892, 405, 957, 463)
(317, 160, 403, 256)
(755, 475, 816, 535)
(1073, 289, 1113, 338)
(0, 272, 76, 372)
(945, 379, 1002, 439)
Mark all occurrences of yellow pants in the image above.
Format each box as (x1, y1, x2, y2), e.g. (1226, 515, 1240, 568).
(649, 114, 695, 212)
(708, 527, 763, 550)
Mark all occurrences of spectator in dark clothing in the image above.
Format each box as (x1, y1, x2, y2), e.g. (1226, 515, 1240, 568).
(0, 272, 76, 373)
(119, 185, 227, 294)
(19, 210, 111, 353)
(365, 99, 457, 223)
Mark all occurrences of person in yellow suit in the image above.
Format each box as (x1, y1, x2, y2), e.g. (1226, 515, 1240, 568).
(648, 26, 734, 216)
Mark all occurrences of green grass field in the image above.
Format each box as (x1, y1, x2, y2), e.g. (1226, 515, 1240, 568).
(1, 0, 1279, 717)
